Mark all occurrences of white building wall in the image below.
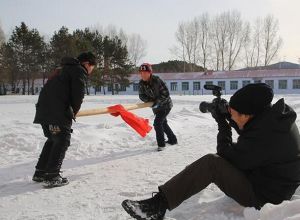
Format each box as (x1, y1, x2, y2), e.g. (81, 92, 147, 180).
(11, 70, 300, 95)
(97, 76, 300, 96)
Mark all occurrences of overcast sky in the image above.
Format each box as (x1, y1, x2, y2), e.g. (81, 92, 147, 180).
(0, 0, 299, 65)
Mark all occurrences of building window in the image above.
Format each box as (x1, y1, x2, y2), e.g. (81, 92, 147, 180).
(95, 86, 101, 92)
(170, 82, 177, 91)
(230, 81, 238, 90)
(133, 83, 139, 91)
(108, 85, 112, 92)
(182, 82, 189, 91)
(205, 81, 213, 85)
(254, 80, 261, 83)
(242, 80, 251, 87)
(217, 81, 225, 90)
(293, 79, 300, 89)
(193, 82, 201, 90)
(265, 80, 274, 89)
(278, 80, 287, 89)
(114, 84, 119, 91)
(120, 84, 126, 91)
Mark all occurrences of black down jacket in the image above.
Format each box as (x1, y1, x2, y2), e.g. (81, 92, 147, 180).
(217, 98, 300, 205)
(34, 57, 87, 126)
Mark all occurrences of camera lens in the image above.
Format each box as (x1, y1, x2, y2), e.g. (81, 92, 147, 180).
(199, 102, 211, 113)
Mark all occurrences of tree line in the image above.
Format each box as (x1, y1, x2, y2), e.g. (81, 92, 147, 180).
(0, 11, 284, 95)
(0, 22, 147, 95)
(171, 11, 283, 71)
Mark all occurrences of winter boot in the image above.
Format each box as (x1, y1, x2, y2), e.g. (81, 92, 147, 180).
(165, 139, 178, 145)
(157, 143, 166, 151)
(43, 173, 69, 188)
(122, 192, 168, 220)
(157, 145, 166, 152)
(32, 169, 46, 182)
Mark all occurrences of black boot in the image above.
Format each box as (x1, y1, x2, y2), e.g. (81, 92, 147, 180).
(122, 192, 168, 220)
(32, 169, 46, 182)
(165, 139, 177, 145)
(157, 144, 166, 152)
(43, 172, 69, 188)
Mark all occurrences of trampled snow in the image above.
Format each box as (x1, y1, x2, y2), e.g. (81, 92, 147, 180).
(0, 95, 299, 220)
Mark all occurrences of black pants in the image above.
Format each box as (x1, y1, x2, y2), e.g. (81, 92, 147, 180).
(153, 107, 177, 147)
(159, 154, 262, 210)
(35, 124, 71, 174)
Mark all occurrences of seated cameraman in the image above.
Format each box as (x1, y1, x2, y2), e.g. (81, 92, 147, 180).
(122, 83, 300, 220)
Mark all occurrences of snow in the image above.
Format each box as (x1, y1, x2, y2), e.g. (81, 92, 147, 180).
(0, 94, 300, 220)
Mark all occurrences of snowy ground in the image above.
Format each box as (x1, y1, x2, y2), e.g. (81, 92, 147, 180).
(0, 94, 300, 220)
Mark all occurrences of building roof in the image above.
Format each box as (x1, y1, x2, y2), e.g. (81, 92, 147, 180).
(130, 69, 300, 81)
(239, 61, 300, 71)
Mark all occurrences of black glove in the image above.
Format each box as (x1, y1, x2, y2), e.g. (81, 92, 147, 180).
(211, 98, 230, 122)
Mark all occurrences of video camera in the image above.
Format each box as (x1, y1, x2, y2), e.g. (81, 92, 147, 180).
(199, 85, 229, 117)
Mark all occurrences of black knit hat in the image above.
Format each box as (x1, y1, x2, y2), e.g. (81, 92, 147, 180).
(229, 83, 274, 115)
(77, 52, 96, 65)
(139, 63, 152, 73)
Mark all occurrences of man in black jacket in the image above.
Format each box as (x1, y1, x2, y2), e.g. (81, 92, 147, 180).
(32, 52, 96, 187)
(138, 63, 177, 151)
(122, 83, 300, 220)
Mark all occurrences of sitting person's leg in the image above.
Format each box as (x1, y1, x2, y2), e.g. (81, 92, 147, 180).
(160, 153, 261, 210)
(122, 154, 262, 219)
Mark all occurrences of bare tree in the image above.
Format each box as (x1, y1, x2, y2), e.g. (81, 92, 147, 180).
(92, 24, 146, 67)
(243, 18, 262, 68)
(104, 24, 118, 39)
(172, 22, 187, 71)
(173, 11, 283, 71)
(226, 11, 245, 70)
(196, 13, 211, 70)
(211, 12, 229, 70)
(190, 18, 201, 70)
(127, 33, 147, 67)
(181, 22, 195, 70)
(0, 21, 5, 45)
(261, 15, 282, 66)
(211, 11, 248, 70)
(173, 21, 200, 71)
(118, 28, 128, 46)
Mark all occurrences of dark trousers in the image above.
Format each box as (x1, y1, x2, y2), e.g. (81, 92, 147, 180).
(159, 154, 262, 210)
(153, 108, 177, 147)
(35, 124, 71, 175)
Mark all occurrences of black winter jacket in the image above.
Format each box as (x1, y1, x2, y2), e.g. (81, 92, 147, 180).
(139, 75, 173, 113)
(33, 57, 87, 126)
(217, 98, 300, 205)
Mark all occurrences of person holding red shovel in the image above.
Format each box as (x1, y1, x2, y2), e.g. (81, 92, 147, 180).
(32, 52, 96, 188)
(138, 63, 177, 151)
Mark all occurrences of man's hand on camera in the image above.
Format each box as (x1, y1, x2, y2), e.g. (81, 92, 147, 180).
(211, 98, 230, 122)
(210, 106, 223, 120)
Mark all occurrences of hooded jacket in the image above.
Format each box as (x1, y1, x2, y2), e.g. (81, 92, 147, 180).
(139, 75, 173, 113)
(217, 98, 300, 205)
(33, 57, 88, 126)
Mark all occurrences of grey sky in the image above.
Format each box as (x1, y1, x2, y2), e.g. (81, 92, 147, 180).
(0, 0, 299, 65)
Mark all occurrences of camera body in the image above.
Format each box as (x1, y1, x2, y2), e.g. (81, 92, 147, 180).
(199, 85, 229, 117)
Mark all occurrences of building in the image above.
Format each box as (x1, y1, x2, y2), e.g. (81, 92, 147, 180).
(5, 62, 300, 95)
(115, 67, 300, 95)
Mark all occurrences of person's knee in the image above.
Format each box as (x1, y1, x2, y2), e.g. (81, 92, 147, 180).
(52, 133, 70, 147)
(197, 153, 224, 172)
(201, 153, 220, 162)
